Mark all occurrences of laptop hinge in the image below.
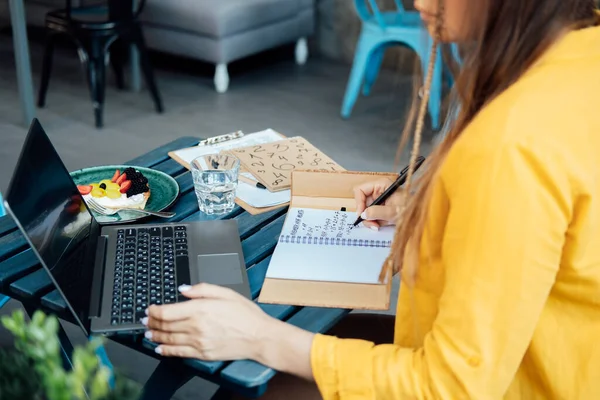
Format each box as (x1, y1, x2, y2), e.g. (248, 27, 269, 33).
(88, 235, 108, 318)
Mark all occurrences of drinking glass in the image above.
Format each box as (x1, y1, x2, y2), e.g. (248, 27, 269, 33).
(190, 154, 240, 215)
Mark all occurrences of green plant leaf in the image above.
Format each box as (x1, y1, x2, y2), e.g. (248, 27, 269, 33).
(31, 309, 46, 326)
(0, 310, 144, 400)
(46, 314, 59, 333)
(90, 367, 111, 400)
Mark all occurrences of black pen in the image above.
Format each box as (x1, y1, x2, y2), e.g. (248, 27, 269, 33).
(352, 156, 426, 227)
(238, 174, 267, 189)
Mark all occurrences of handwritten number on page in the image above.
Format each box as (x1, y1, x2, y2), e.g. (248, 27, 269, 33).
(233, 137, 340, 190)
(272, 163, 296, 171)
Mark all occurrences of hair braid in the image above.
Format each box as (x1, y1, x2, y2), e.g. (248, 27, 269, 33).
(379, 0, 444, 284)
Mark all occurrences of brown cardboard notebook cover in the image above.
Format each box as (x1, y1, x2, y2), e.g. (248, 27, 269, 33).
(257, 170, 398, 310)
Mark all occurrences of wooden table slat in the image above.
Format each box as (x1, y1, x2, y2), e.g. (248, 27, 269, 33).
(232, 208, 287, 242)
(241, 216, 285, 268)
(0, 215, 17, 237)
(220, 307, 349, 388)
(248, 256, 271, 299)
(9, 267, 54, 299)
(0, 229, 28, 263)
(41, 290, 67, 312)
(150, 158, 188, 179)
(0, 248, 40, 289)
(175, 173, 194, 194)
(125, 137, 200, 167)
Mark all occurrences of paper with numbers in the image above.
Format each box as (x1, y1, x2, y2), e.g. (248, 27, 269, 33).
(226, 137, 343, 192)
(266, 208, 395, 284)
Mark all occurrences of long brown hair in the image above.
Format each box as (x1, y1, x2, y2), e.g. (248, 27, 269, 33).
(382, 0, 599, 285)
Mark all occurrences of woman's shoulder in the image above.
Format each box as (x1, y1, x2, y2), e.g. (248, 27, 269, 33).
(452, 62, 598, 159)
(443, 72, 598, 200)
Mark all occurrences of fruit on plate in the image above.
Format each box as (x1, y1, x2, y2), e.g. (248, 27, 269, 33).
(121, 167, 150, 197)
(78, 167, 151, 211)
(91, 187, 106, 198)
(111, 170, 121, 183)
(116, 173, 128, 186)
(105, 188, 122, 199)
(77, 185, 92, 195)
(119, 180, 132, 193)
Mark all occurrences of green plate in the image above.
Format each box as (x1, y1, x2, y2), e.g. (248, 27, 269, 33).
(70, 165, 179, 224)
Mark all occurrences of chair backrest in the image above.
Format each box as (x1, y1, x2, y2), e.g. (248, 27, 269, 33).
(354, 0, 406, 29)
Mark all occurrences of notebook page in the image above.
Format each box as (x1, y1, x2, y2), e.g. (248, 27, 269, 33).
(280, 207, 395, 244)
(266, 208, 395, 284)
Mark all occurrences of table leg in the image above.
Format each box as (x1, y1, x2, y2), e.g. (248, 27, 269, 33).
(139, 359, 195, 400)
(9, 0, 36, 126)
(130, 0, 141, 92)
(130, 46, 141, 92)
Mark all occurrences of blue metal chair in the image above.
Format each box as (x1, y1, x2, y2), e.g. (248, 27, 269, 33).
(341, 0, 443, 129)
(0, 193, 9, 309)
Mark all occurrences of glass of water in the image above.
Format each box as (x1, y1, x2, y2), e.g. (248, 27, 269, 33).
(191, 154, 240, 215)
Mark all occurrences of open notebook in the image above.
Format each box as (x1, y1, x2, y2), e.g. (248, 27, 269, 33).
(266, 207, 395, 284)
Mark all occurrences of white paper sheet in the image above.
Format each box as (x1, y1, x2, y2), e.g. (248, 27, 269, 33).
(266, 208, 395, 284)
(236, 173, 291, 208)
(173, 129, 283, 166)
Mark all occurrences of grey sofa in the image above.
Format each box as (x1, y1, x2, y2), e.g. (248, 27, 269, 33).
(141, 0, 314, 92)
(1, 0, 315, 93)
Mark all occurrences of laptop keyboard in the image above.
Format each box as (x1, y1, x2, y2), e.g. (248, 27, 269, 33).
(111, 226, 190, 325)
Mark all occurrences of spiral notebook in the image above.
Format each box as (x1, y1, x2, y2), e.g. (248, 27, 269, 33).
(258, 170, 398, 310)
(267, 208, 395, 284)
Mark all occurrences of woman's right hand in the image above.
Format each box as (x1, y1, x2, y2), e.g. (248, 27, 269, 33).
(353, 178, 404, 230)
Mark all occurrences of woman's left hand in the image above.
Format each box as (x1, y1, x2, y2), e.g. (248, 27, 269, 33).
(143, 283, 272, 361)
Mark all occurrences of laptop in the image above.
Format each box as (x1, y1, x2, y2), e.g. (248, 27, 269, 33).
(3, 119, 251, 336)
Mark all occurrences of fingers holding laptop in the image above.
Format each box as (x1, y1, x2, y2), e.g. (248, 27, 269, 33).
(144, 283, 272, 361)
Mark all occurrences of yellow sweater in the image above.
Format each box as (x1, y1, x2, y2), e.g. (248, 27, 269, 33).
(311, 26, 600, 399)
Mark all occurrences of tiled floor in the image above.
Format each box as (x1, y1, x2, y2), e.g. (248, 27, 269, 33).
(0, 31, 437, 399)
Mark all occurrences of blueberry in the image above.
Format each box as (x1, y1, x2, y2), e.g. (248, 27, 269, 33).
(99, 183, 106, 190)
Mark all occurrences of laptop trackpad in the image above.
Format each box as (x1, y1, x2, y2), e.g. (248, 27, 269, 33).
(197, 253, 244, 285)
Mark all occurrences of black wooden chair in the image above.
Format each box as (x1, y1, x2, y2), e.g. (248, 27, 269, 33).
(37, 0, 163, 128)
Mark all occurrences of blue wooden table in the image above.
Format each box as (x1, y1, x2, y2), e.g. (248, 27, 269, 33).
(0, 136, 349, 399)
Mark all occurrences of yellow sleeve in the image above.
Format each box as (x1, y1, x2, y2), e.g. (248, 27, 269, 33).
(310, 138, 572, 399)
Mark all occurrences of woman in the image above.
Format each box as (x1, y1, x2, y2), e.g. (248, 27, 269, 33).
(143, 0, 600, 398)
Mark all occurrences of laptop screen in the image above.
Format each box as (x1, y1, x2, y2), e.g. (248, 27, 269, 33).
(4, 120, 97, 332)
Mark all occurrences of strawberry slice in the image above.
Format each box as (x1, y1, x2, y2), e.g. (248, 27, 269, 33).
(111, 169, 121, 183)
(77, 185, 93, 195)
(116, 173, 127, 185)
(119, 180, 132, 193)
